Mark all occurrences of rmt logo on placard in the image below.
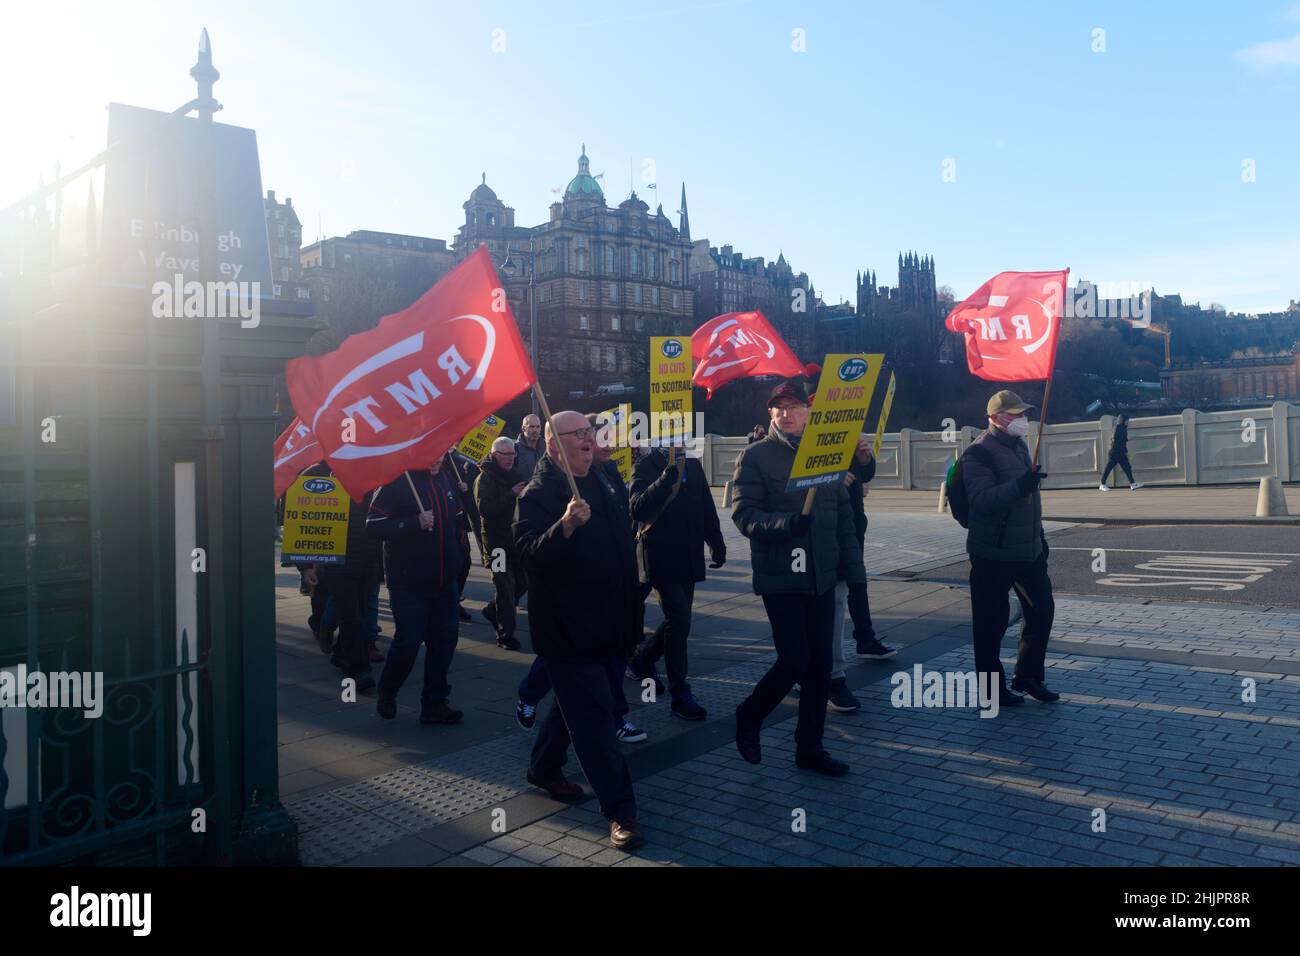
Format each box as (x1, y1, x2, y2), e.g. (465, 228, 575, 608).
(303, 477, 336, 494)
(661, 339, 684, 359)
(838, 357, 868, 382)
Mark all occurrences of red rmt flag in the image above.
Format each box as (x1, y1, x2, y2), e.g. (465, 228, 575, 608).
(691, 310, 806, 398)
(273, 417, 321, 498)
(945, 270, 1070, 382)
(286, 246, 537, 499)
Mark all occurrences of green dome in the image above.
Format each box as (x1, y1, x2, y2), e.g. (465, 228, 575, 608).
(564, 145, 604, 201)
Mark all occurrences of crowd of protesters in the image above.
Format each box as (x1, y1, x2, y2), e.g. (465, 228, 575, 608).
(286, 377, 1058, 852)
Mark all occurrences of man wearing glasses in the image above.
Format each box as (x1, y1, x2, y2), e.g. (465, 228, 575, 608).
(731, 379, 866, 777)
(514, 410, 644, 851)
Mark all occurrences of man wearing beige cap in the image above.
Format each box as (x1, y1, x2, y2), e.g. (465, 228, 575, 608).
(958, 389, 1059, 706)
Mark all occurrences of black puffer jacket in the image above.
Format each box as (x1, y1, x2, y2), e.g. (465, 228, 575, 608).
(731, 429, 866, 597)
(630, 450, 725, 587)
(961, 427, 1045, 563)
(474, 457, 523, 569)
(514, 456, 640, 661)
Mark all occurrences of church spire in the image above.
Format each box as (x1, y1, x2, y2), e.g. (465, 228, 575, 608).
(678, 183, 690, 239)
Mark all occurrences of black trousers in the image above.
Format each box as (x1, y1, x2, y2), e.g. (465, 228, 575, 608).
(321, 566, 379, 678)
(740, 588, 836, 759)
(969, 554, 1055, 689)
(308, 574, 332, 635)
(530, 657, 637, 822)
(633, 580, 695, 697)
(489, 564, 527, 640)
(1101, 452, 1135, 486)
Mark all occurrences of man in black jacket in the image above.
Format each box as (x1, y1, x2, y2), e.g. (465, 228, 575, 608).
(514, 410, 644, 850)
(367, 458, 468, 725)
(1099, 413, 1144, 491)
(627, 444, 725, 721)
(475, 436, 527, 651)
(961, 389, 1059, 706)
(731, 380, 866, 776)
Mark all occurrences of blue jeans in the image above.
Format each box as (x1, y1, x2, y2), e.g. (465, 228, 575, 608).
(322, 579, 381, 645)
(378, 579, 460, 708)
(519, 655, 628, 719)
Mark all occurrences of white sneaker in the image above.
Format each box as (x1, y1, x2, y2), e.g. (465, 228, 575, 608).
(1098, 484, 1111, 491)
(1130, 482, 1145, 490)
(616, 721, 647, 743)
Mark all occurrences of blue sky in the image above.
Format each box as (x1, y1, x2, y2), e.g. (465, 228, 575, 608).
(5, 0, 1299, 313)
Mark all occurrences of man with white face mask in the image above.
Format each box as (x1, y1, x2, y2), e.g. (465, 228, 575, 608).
(959, 389, 1059, 707)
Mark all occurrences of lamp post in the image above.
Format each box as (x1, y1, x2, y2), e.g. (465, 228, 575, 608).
(502, 238, 538, 417)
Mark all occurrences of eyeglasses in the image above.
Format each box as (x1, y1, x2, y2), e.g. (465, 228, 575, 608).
(557, 426, 595, 440)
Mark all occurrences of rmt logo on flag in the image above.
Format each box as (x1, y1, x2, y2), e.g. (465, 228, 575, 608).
(945, 270, 1069, 382)
(286, 246, 536, 499)
(691, 310, 805, 398)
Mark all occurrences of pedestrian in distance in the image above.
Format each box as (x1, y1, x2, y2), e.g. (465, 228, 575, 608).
(514, 413, 545, 479)
(1099, 413, 1144, 491)
(474, 436, 528, 651)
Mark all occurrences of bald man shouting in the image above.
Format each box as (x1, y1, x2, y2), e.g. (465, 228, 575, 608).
(513, 410, 644, 850)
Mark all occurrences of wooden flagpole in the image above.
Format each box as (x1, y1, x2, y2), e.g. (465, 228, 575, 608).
(1031, 375, 1053, 470)
(532, 382, 582, 501)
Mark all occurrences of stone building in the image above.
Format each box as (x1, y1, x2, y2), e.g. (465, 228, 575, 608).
(299, 229, 455, 321)
(263, 189, 311, 301)
(1161, 348, 1300, 405)
(453, 146, 695, 398)
(690, 242, 817, 361)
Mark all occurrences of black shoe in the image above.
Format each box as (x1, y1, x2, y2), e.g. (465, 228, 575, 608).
(998, 689, 1025, 708)
(1011, 675, 1060, 703)
(735, 704, 761, 764)
(527, 769, 584, 802)
(376, 694, 397, 720)
(420, 700, 464, 725)
(516, 699, 538, 731)
(482, 604, 498, 627)
(496, 634, 522, 651)
(330, 653, 348, 671)
(352, 673, 376, 695)
(671, 692, 707, 721)
(457, 604, 472, 623)
(827, 678, 861, 713)
(854, 635, 897, 660)
(795, 750, 850, 776)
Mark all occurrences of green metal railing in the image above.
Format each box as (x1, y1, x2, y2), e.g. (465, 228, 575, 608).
(0, 39, 234, 866)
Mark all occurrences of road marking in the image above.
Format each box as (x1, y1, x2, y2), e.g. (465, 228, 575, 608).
(1095, 554, 1291, 592)
(1054, 547, 1300, 557)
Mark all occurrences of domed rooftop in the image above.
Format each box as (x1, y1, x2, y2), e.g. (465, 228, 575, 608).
(564, 144, 604, 201)
(470, 173, 498, 202)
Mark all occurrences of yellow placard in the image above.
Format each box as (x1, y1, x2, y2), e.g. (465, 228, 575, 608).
(786, 353, 885, 492)
(872, 372, 897, 458)
(648, 336, 693, 445)
(597, 403, 633, 484)
(457, 414, 507, 462)
(282, 474, 351, 564)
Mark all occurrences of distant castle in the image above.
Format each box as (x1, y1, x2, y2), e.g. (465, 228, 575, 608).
(856, 251, 937, 320)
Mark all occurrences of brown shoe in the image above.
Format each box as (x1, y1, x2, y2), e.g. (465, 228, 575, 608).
(610, 819, 644, 851)
(526, 770, 584, 802)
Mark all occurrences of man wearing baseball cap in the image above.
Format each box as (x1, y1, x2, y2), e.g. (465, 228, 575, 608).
(729, 376, 867, 775)
(958, 389, 1059, 706)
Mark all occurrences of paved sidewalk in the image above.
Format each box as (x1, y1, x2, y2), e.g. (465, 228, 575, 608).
(275, 500, 1300, 866)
